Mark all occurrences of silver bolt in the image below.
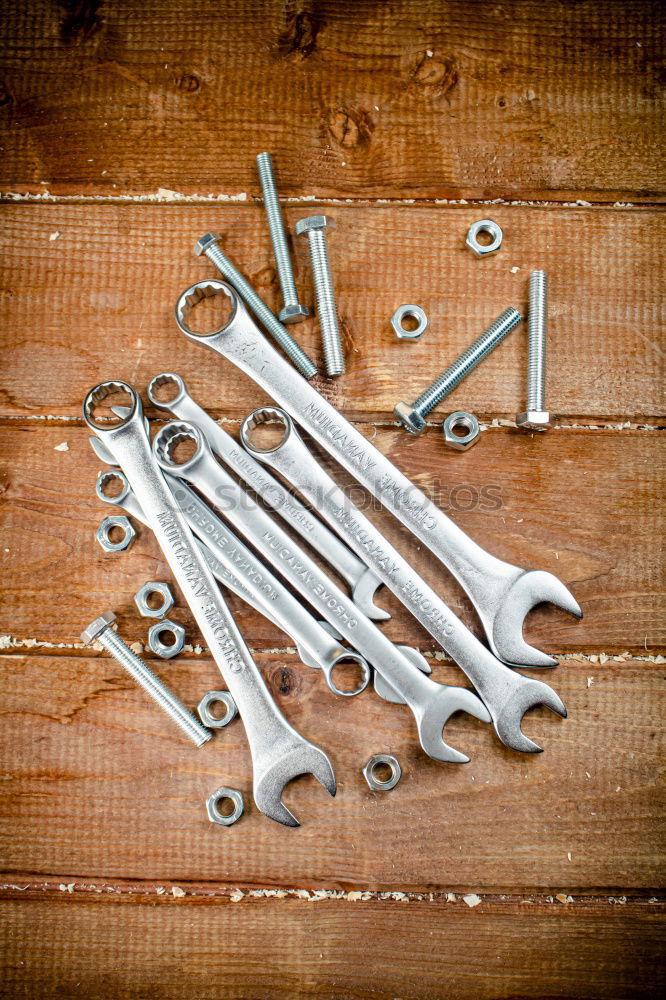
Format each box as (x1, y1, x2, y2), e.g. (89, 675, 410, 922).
(80, 610, 211, 747)
(194, 232, 318, 380)
(256, 152, 308, 325)
(394, 307, 523, 435)
(296, 215, 345, 378)
(517, 271, 551, 431)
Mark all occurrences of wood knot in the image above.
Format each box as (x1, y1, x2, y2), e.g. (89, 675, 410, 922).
(251, 265, 278, 290)
(277, 10, 322, 59)
(410, 53, 459, 101)
(327, 108, 375, 149)
(269, 664, 300, 697)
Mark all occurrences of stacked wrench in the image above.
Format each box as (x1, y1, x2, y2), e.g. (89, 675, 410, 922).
(174, 279, 582, 669)
(95, 466, 372, 699)
(240, 407, 568, 751)
(145, 373, 389, 623)
(83, 381, 335, 827)
(151, 418, 492, 764)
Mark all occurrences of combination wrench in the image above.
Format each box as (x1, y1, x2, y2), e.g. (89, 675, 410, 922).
(241, 407, 568, 752)
(152, 419, 491, 764)
(83, 381, 336, 827)
(95, 466, 371, 699)
(144, 372, 389, 622)
(174, 280, 582, 668)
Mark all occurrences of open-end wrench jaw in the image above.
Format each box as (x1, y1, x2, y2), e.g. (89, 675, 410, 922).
(415, 685, 492, 764)
(483, 670, 567, 754)
(484, 569, 583, 669)
(254, 740, 337, 828)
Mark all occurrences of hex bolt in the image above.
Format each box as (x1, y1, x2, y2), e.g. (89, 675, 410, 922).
(516, 270, 551, 431)
(256, 152, 308, 325)
(394, 307, 523, 435)
(194, 232, 317, 380)
(296, 215, 345, 378)
(80, 611, 211, 747)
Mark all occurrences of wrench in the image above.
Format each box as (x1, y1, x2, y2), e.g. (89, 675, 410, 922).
(145, 372, 389, 622)
(152, 419, 491, 764)
(99, 414, 428, 703)
(83, 381, 335, 826)
(241, 407, 568, 751)
(174, 280, 582, 668)
(95, 466, 370, 699)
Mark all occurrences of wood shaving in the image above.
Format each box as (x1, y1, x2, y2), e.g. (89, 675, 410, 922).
(463, 894, 481, 907)
(54, 442, 69, 452)
(171, 886, 185, 898)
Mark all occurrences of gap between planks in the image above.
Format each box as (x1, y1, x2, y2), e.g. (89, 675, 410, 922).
(0, 876, 661, 907)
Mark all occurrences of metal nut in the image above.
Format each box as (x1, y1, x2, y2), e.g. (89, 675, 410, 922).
(443, 411, 481, 451)
(362, 753, 402, 792)
(465, 219, 503, 257)
(197, 690, 238, 729)
(148, 619, 185, 659)
(96, 515, 136, 553)
(134, 582, 174, 619)
(206, 787, 244, 826)
(391, 304, 428, 340)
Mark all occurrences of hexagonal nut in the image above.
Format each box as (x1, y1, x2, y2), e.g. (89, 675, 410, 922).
(148, 619, 185, 659)
(134, 582, 174, 619)
(516, 410, 551, 431)
(206, 787, 244, 826)
(443, 411, 481, 451)
(393, 400, 427, 436)
(362, 753, 402, 792)
(466, 219, 503, 257)
(96, 515, 136, 553)
(197, 690, 238, 729)
(391, 304, 428, 341)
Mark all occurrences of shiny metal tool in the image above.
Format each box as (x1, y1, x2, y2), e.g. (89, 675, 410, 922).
(95, 467, 370, 699)
(241, 407, 568, 752)
(145, 372, 389, 623)
(83, 381, 335, 827)
(174, 280, 582, 669)
(152, 419, 491, 765)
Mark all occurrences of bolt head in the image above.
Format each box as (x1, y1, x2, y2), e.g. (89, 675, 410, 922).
(194, 232, 222, 256)
(393, 401, 427, 436)
(295, 215, 335, 236)
(80, 610, 116, 646)
(279, 303, 309, 324)
(516, 410, 551, 431)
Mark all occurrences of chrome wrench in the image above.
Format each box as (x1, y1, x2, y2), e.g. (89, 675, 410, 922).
(152, 419, 491, 765)
(174, 280, 582, 668)
(83, 381, 335, 827)
(95, 467, 370, 699)
(145, 372, 389, 622)
(241, 407, 568, 751)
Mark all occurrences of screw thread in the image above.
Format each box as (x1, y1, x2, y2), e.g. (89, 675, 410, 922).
(98, 627, 211, 747)
(412, 307, 522, 417)
(256, 153, 299, 307)
(307, 230, 345, 377)
(203, 240, 318, 380)
(527, 270, 548, 411)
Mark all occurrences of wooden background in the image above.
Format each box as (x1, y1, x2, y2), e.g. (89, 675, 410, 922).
(0, 2, 664, 997)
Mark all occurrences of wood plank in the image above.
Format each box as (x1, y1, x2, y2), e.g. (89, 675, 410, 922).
(0, 204, 664, 421)
(1, 1, 664, 202)
(0, 424, 662, 653)
(0, 891, 663, 999)
(0, 650, 662, 889)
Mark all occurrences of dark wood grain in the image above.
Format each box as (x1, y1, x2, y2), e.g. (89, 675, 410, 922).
(0, 204, 664, 421)
(1, 1, 664, 201)
(0, 890, 664, 999)
(0, 650, 662, 889)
